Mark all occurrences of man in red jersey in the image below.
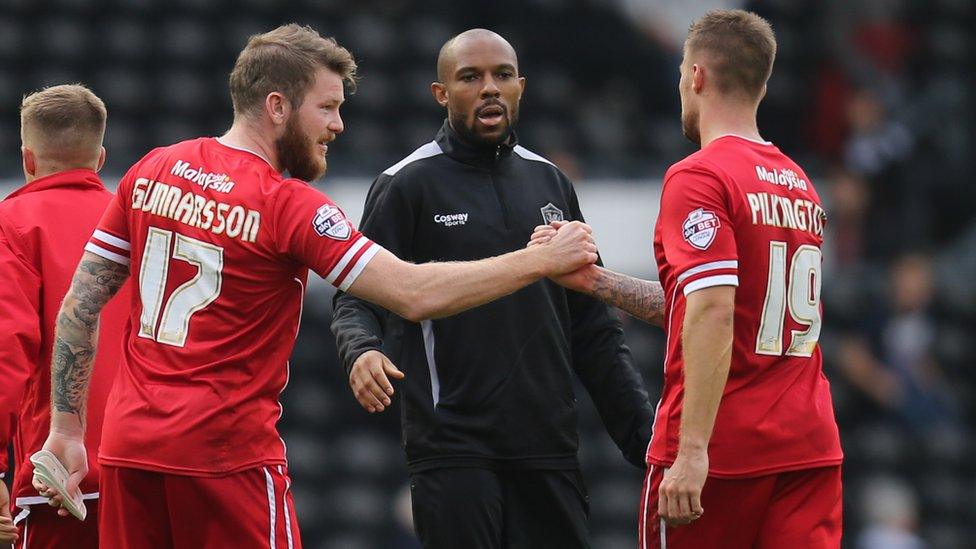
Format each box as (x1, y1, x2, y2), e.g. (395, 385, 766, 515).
(530, 10, 842, 548)
(0, 85, 129, 548)
(34, 24, 597, 548)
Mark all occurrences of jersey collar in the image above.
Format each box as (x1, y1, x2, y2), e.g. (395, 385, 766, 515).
(6, 168, 105, 200)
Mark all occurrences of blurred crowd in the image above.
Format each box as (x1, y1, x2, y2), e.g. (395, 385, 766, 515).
(1, 0, 973, 548)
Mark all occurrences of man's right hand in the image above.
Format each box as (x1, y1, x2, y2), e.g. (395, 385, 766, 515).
(535, 221, 598, 276)
(0, 480, 18, 543)
(349, 350, 405, 413)
(33, 430, 87, 517)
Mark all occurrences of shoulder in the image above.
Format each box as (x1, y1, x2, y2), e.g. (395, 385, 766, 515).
(381, 141, 445, 178)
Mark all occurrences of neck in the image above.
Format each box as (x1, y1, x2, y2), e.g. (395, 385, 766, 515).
(697, 99, 763, 148)
(26, 163, 93, 183)
(220, 117, 280, 170)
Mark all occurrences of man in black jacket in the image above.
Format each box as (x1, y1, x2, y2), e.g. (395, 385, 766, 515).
(331, 29, 662, 548)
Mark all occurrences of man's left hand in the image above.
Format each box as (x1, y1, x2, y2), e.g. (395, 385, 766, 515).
(658, 450, 708, 527)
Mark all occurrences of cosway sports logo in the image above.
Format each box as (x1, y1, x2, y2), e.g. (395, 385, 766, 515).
(434, 213, 468, 227)
(313, 204, 351, 240)
(683, 208, 721, 250)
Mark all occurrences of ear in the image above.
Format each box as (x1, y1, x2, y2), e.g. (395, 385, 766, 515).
(95, 146, 106, 172)
(692, 63, 705, 94)
(518, 76, 526, 99)
(265, 92, 290, 126)
(22, 146, 36, 177)
(759, 83, 768, 102)
(431, 82, 449, 108)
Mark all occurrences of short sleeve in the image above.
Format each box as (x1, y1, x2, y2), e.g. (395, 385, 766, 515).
(86, 173, 133, 266)
(659, 168, 739, 296)
(273, 181, 382, 290)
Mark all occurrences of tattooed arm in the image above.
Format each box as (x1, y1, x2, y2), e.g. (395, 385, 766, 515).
(36, 251, 129, 510)
(527, 224, 665, 326)
(51, 251, 129, 431)
(589, 267, 665, 327)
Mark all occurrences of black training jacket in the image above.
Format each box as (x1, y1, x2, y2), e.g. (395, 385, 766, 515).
(331, 120, 653, 472)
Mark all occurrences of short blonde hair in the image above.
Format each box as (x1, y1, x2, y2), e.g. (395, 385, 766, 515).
(229, 23, 357, 117)
(20, 84, 106, 162)
(686, 10, 777, 100)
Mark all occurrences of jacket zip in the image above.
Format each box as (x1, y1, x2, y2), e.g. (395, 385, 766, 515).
(489, 145, 512, 230)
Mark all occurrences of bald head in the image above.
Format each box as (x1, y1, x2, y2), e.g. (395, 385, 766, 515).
(436, 29, 518, 82)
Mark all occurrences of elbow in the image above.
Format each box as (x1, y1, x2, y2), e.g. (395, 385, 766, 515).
(400, 292, 439, 323)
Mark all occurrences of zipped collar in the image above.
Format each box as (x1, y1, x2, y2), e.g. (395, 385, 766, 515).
(6, 168, 105, 200)
(434, 118, 518, 171)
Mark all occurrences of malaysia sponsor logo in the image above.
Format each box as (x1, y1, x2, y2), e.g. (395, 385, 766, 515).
(312, 204, 351, 240)
(755, 165, 808, 192)
(433, 213, 468, 227)
(682, 208, 721, 250)
(171, 160, 235, 193)
(540, 202, 564, 224)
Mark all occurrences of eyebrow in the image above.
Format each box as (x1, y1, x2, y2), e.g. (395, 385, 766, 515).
(454, 63, 517, 76)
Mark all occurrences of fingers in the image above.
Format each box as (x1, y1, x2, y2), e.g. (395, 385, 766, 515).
(351, 374, 389, 413)
(349, 351, 402, 413)
(658, 480, 703, 527)
(548, 220, 567, 229)
(384, 360, 406, 380)
(0, 515, 19, 542)
(65, 469, 85, 496)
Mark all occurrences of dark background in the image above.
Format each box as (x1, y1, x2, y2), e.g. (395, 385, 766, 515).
(2, 1, 974, 547)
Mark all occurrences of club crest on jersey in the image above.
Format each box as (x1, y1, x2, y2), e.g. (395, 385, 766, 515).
(312, 204, 351, 241)
(683, 208, 721, 250)
(541, 203, 564, 224)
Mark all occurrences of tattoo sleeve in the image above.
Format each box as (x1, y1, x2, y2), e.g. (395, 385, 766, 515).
(52, 251, 129, 426)
(591, 268, 666, 327)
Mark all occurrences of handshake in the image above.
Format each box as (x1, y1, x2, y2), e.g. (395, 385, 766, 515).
(527, 220, 602, 293)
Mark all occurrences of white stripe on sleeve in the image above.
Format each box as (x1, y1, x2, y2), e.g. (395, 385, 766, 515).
(683, 274, 739, 296)
(93, 229, 131, 250)
(324, 236, 369, 285)
(84, 242, 130, 266)
(676, 260, 738, 284)
(336, 243, 381, 291)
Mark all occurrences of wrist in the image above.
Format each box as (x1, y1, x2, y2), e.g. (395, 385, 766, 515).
(520, 246, 550, 278)
(50, 413, 85, 440)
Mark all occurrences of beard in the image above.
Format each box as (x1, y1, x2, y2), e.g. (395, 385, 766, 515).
(681, 106, 701, 146)
(449, 101, 519, 148)
(275, 115, 326, 181)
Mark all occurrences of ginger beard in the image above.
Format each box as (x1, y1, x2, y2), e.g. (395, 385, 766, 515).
(276, 113, 327, 181)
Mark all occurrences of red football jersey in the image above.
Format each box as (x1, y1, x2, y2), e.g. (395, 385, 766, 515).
(0, 169, 129, 505)
(86, 138, 379, 476)
(648, 135, 842, 478)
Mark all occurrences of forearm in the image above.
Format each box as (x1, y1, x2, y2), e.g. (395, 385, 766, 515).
(407, 247, 546, 320)
(51, 294, 99, 435)
(331, 291, 387, 374)
(50, 252, 129, 436)
(678, 296, 734, 455)
(590, 267, 666, 327)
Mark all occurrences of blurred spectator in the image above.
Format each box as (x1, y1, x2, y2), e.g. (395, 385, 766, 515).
(843, 88, 914, 178)
(837, 254, 960, 431)
(856, 477, 927, 549)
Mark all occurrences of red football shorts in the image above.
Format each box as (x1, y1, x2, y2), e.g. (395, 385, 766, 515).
(99, 465, 301, 549)
(13, 501, 99, 549)
(638, 464, 842, 549)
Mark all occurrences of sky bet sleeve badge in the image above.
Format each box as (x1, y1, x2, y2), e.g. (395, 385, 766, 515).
(541, 202, 564, 224)
(682, 208, 721, 250)
(312, 204, 351, 241)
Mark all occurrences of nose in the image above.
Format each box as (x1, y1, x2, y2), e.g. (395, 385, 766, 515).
(329, 110, 344, 135)
(480, 74, 500, 98)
